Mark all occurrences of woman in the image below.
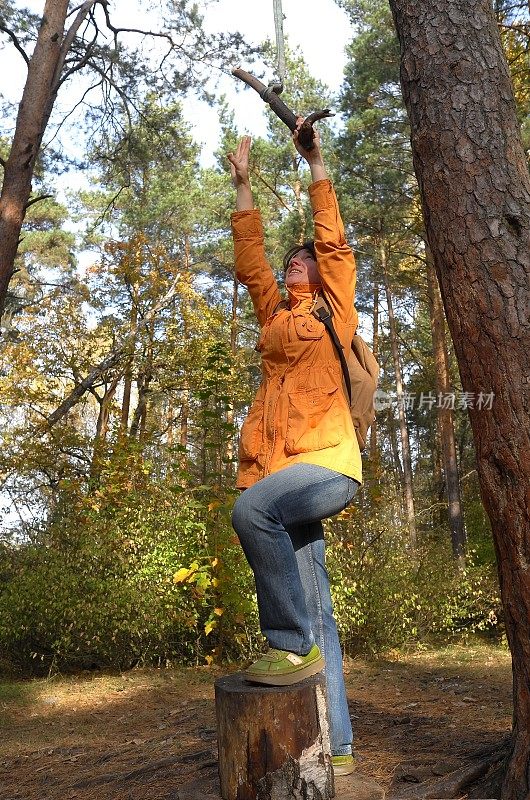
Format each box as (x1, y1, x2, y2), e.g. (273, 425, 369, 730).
(227, 122, 361, 775)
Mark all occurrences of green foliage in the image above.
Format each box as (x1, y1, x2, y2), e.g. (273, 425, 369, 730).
(0, 445, 259, 674)
(0, 468, 500, 673)
(327, 510, 500, 654)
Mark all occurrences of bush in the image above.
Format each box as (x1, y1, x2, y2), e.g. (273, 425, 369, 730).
(327, 506, 501, 654)
(0, 451, 259, 674)
(0, 451, 500, 673)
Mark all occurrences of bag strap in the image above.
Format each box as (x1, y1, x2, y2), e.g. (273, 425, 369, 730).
(272, 295, 353, 404)
(312, 302, 352, 405)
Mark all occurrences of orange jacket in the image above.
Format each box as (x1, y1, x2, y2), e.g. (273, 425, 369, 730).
(231, 179, 362, 489)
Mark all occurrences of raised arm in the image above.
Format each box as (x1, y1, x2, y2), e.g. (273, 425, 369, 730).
(227, 136, 254, 211)
(228, 136, 282, 327)
(293, 121, 358, 327)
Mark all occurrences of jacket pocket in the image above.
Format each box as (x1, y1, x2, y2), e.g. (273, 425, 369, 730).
(285, 386, 341, 454)
(293, 315, 324, 341)
(239, 400, 264, 461)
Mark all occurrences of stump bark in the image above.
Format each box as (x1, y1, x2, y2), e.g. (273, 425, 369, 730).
(215, 671, 334, 800)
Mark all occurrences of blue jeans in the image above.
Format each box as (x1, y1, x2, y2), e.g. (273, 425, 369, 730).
(231, 463, 359, 756)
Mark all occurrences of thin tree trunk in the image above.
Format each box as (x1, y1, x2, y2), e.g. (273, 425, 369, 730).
(370, 281, 380, 461)
(89, 375, 120, 483)
(130, 320, 154, 441)
(95, 376, 119, 442)
(426, 246, 467, 563)
(387, 405, 404, 488)
(120, 282, 138, 434)
(178, 236, 191, 464)
(180, 390, 189, 451)
(433, 416, 446, 524)
(389, 1, 530, 795)
(166, 398, 174, 446)
(0, 0, 97, 321)
(382, 243, 417, 547)
(225, 273, 239, 477)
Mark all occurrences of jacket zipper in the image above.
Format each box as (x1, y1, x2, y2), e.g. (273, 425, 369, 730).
(263, 371, 286, 476)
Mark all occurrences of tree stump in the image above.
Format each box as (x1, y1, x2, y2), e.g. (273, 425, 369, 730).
(215, 671, 334, 800)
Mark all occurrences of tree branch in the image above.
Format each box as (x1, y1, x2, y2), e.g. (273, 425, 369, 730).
(44, 78, 104, 151)
(53, 0, 99, 89)
(0, 22, 30, 66)
(56, 27, 99, 88)
(86, 61, 134, 130)
(45, 347, 124, 429)
(24, 194, 53, 210)
(251, 167, 292, 211)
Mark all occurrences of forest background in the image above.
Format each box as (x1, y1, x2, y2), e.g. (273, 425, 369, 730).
(0, 0, 528, 675)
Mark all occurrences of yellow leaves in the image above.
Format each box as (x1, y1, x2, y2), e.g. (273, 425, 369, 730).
(205, 607, 223, 635)
(212, 578, 219, 588)
(204, 654, 214, 665)
(173, 562, 199, 584)
(211, 557, 219, 568)
(208, 500, 221, 512)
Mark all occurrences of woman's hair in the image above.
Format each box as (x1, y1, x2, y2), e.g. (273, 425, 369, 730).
(282, 240, 316, 273)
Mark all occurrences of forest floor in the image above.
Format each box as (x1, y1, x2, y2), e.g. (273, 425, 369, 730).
(0, 641, 511, 800)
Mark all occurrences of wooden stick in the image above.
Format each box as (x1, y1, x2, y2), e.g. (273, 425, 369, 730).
(232, 67, 334, 150)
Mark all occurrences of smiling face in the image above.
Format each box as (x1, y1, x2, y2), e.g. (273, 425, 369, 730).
(284, 248, 321, 287)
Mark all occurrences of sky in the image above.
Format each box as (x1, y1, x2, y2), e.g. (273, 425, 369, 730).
(193, 0, 354, 160)
(1, 0, 354, 169)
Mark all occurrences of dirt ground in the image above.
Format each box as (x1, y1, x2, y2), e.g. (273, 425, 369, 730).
(0, 641, 511, 800)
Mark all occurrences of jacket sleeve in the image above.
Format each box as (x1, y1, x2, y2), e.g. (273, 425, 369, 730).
(231, 208, 282, 329)
(309, 179, 358, 328)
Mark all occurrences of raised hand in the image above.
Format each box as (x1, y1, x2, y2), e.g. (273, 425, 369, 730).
(293, 117, 327, 183)
(227, 135, 252, 189)
(292, 117, 319, 162)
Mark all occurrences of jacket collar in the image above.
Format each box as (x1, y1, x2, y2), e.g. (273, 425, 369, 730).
(286, 283, 322, 313)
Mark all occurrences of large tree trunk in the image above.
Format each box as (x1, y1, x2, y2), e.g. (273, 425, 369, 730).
(389, 1, 530, 797)
(382, 244, 417, 547)
(426, 246, 467, 564)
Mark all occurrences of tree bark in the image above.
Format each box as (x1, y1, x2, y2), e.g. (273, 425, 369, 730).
(389, 1, 530, 796)
(425, 246, 467, 563)
(382, 244, 417, 547)
(215, 672, 333, 800)
(130, 320, 154, 441)
(292, 162, 307, 244)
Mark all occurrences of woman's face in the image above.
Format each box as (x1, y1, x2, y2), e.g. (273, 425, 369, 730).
(285, 248, 321, 287)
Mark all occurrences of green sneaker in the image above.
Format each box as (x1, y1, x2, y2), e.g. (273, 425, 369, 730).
(244, 643, 325, 686)
(332, 754, 356, 776)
